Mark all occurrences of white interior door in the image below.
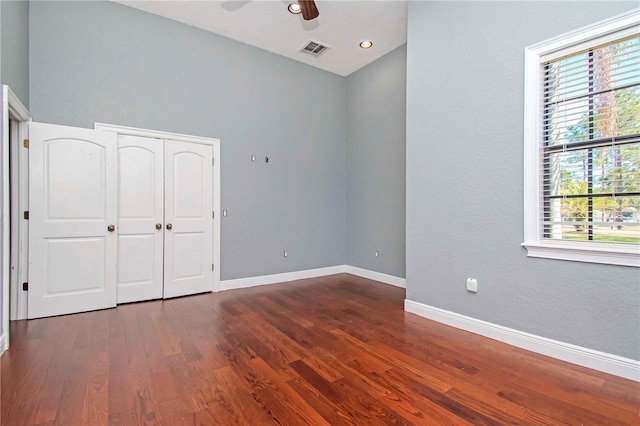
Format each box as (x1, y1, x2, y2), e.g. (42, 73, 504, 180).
(28, 122, 117, 319)
(116, 135, 163, 303)
(163, 140, 213, 298)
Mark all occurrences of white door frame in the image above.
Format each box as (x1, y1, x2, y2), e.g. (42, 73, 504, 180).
(95, 123, 221, 292)
(3, 86, 31, 337)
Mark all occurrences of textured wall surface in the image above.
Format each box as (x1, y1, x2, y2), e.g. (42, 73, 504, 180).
(346, 45, 406, 278)
(1, 0, 29, 107)
(30, 1, 347, 280)
(406, 1, 640, 359)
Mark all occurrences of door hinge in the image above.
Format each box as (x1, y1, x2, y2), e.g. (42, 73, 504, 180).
(23, 211, 29, 220)
(22, 282, 28, 291)
(212, 263, 214, 271)
(212, 158, 215, 166)
(212, 211, 215, 218)
(23, 139, 29, 148)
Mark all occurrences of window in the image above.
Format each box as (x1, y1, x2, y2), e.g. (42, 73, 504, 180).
(523, 9, 639, 267)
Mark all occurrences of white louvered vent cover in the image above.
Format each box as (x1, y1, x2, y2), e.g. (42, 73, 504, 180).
(300, 40, 330, 57)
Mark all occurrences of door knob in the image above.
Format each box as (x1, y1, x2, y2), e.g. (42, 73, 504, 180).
(155, 223, 162, 230)
(166, 223, 173, 230)
(107, 225, 115, 232)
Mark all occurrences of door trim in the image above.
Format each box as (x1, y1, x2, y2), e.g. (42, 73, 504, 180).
(3, 86, 31, 336)
(95, 123, 221, 292)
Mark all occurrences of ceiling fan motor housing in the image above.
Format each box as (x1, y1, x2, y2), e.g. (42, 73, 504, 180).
(299, 0, 319, 20)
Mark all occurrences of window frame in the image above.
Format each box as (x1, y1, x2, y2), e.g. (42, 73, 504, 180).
(523, 9, 640, 267)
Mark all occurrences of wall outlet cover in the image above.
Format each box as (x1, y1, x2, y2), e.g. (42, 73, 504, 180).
(466, 278, 478, 293)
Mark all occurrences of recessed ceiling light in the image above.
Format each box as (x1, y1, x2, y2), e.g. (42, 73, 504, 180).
(359, 40, 373, 49)
(288, 3, 302, 14)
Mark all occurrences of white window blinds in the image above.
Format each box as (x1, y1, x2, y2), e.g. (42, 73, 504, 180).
(541, 35, 640, 245)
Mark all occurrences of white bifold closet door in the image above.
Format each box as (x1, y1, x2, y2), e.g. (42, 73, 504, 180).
(116, 135, 164, 303)
(117, 135, 213, 303)
(28, 123, 118, 319)
(28, 125, 214, 318)
(162, 140, 213, 298)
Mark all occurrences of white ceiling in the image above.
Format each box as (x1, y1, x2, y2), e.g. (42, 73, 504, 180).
(115, 0, 408, 76)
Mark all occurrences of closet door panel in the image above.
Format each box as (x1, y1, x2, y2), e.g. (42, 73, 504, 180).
(116, 135, 163, 303)
(163, 140, 213, 298)
(28, 122, 117, 318)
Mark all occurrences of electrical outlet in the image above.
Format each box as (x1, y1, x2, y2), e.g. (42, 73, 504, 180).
(466, 278, 478, 293)
(251, 154, 256, 162)
(283, 250, 288, 257)
(223, 210, 228, 217)
(265, 156, 269, 163)
(375, 250, 380, 257)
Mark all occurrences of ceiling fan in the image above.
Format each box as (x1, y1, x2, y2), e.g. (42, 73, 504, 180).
(294, 0, 319, 20)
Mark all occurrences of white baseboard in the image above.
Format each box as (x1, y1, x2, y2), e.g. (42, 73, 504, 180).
(220, 265, 347, 291)
(0, 332, 7, 356)
(220, 265, 406, 292)
(405, 299, 640, 382)
(345, 266, 406, 288)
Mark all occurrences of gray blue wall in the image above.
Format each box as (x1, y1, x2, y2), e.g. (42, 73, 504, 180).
(29, 1, 347, 280)
(406, 1, 640, 360)
(346, 45, 406, 278)
(1, 0, 29, 107)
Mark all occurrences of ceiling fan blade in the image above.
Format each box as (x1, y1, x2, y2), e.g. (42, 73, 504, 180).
(299, 0, 319, 21)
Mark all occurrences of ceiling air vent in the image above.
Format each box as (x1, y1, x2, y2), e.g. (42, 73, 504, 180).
(300, 40, 329, 57)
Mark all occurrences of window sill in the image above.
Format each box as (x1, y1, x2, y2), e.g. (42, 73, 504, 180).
(522, 242, 639, 267)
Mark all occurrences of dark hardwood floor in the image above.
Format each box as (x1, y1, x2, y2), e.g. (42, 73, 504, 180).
(1, 273, 638, 425)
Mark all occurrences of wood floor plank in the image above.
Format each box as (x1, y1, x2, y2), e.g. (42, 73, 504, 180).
(327, 351, 461, 425)
(107, 408, 137, 426)
(186, 323, 232, 371)
(162, 302, 205, 363)
(210, 365, 275, 424)
(107, 310, 135, 417)
(150, 310, 183, 357)
(289, 359, 348, 405)
(244, 357, 331, 425)
(264, 293, 315, 328)
(26, 316, 80, 425)
(84, 350, 110, 425)
(384, 366, 524, 426)
(121, 304, 147, 365)
(2, 347, 50, 425)
(230, 314, 301, 365)
(26, 357, 65, 425)
(149, 359, 180, 403)
(362, 370, 473, 426)
(133, 387, 162, 425)
(2, 273, 638, 425)
(135, 303, 170, 369)
(287, 375, 358, 426)
(599, 378, 640, 409)
(338, 385, 415, 426)
(54, 348, 92, 425)
(238, 308, 345, 383)
(156, 397, 197, 426)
